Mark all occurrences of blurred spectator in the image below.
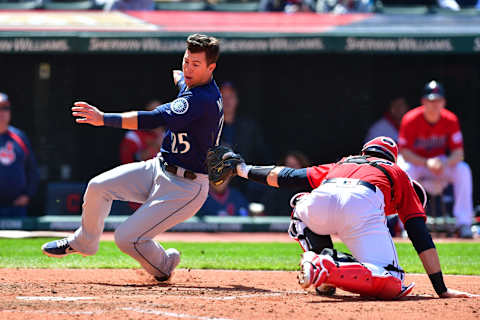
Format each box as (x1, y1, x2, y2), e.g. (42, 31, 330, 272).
(197, 177, 249, 217)
(259, 0, 315, 13)
(260, 150, 310, 216)
(0, 93, 39, 218)
(103, 0, 154, 10)
(398, 80, 474, 238)
(119, 99, 164, 211)
(316, 0, 373, 13)
(365, 96, 408, 143)
(119, 99, 165, 164)
(220, 82, 272, 202)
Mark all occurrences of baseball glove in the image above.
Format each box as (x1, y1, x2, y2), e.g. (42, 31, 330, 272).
(206, 145, 244, 185)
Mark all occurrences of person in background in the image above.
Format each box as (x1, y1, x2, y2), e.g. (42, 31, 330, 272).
(220, 82, 272, 202)
(365, 96, 408, 143)
(0, 92, 39, 218)
(197, 177, 249, 217)
(261, 150, 310, 216)
(119, 99, 165, 165)
(398, 80, 474, 239)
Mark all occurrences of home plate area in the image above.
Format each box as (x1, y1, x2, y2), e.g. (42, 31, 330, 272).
(1, 269, 479, 320)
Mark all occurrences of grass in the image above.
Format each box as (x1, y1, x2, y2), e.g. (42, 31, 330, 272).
(0, 238, 479, 275)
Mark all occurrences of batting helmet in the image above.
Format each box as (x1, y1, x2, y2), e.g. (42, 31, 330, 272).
(0, 93, 10, 108)
(361, 136, 398, 163)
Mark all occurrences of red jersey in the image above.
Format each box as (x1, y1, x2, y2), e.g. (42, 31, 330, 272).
(398, 106, 463, 158)
(119, 130, 161, 164)
(306, 156, 425, 223)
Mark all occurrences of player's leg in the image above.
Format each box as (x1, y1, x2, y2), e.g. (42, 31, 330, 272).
(298, 249, 414, 300)
(445, 161, 474, 238)
(298, 185, 413, 299)
(42, 159, 157, 257)
(113, 166, 209, 280)
(290, 186, 344, 296)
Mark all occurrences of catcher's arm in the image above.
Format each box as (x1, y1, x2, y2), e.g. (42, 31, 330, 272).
(236, 163, 311, 190)
(404, 217, 478, 298)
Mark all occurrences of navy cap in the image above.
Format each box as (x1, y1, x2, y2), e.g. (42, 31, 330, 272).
(422, 81, 445, 100)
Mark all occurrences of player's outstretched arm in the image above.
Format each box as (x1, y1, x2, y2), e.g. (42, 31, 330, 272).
(72, 101, 138, 129)
(418, 248, 478, 298)
(404, 217, 478, 298)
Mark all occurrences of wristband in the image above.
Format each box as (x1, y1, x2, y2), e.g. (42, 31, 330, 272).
(428, 271, 448, 296)
(103, 113, 122, 128)
(247, 166, 276, 186)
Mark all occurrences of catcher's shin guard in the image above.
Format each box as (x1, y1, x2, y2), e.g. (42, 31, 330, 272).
(299, 251, 413, 300)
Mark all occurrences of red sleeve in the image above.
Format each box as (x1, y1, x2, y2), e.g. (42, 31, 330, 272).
(398, 115, 414, 150)
(119, 138, 139, 164)
(448, 116, 463, 151)
(394, 169, 426, 224)
(306, 163, 334, 189)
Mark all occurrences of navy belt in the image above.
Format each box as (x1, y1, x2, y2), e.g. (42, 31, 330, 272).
(322, 178, 376, 193)
(159, 158, 197, 180)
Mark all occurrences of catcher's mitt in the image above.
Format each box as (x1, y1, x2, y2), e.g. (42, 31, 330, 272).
(206, 145, 244, 185)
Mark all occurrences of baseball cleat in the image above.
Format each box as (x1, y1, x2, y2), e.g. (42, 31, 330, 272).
(41, 238, 82, 258)
(315, 284, 336, 296)
(155, 248, 181, 282)
(394, 282, 415, 299)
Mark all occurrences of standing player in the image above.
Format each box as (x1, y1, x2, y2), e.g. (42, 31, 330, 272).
(214, 137, 475, 299)
(42, 34, 224, 282)
(398, 80, 474, 238)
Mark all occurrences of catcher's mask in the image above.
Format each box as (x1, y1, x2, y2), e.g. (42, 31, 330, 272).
(361, 136, 398, 163)
(412, 179, 427, 208)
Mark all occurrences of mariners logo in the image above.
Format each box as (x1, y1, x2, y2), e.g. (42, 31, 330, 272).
(171, 98, 189, 115)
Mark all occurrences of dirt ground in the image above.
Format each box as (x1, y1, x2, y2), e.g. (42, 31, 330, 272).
(0, 269, 479, 320)
(1, 232, 479, 320)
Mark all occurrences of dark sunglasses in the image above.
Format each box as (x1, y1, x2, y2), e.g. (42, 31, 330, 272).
(0, 106, 11, 111)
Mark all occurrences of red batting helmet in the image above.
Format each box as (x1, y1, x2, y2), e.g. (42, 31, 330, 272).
(361, 136, 398, 163)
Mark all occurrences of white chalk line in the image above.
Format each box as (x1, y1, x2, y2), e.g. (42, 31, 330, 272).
(2, 310, 101, 315)
(121, 307, 233, 320)
(17, 296, 96, 301)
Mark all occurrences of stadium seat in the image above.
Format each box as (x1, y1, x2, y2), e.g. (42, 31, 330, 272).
(0, 0, 39, 9)
(43, 0, 93, 10)
(210, 0, 259, 12)
(155, 0, 207, 11)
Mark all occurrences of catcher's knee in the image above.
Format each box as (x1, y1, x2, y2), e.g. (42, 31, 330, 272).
(289, 217, 333, 253)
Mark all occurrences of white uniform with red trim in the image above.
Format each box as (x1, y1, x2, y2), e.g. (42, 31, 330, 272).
(293, 149, 425, 298)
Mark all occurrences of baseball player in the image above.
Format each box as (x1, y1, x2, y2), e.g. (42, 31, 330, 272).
(212, 137, 476, 299)
(42, 34, 224, 282)
(398, 80, 474, 238)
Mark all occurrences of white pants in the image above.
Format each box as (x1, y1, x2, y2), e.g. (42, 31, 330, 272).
(398, 155, 473, 227)
(69, 157, 209, 278)
(294, 181, 404, 281)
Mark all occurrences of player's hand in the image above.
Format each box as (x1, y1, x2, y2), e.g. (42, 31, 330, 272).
(440, 288, 479, 298)
(426, 157, 444, 175)
(72, 101, 104, 126)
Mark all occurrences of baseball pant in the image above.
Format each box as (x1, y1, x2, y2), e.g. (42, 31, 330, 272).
(293, 180, 404, 281)
(399, 156, 473, 227)
(68, 157, 209, 278)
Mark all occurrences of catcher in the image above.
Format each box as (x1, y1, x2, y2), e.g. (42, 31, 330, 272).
(207, 137, 477, 299)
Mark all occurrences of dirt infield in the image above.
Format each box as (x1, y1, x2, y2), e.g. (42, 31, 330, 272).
(1, 232, 479, 319)
(1, 269, 479, 320)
